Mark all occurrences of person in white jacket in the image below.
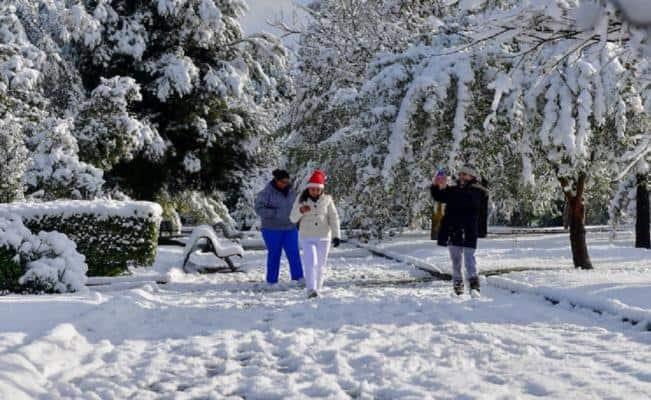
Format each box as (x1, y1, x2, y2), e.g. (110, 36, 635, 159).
(290, 170, 341, 298)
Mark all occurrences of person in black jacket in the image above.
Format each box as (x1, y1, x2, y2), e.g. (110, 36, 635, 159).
(431, 165, 489, 295)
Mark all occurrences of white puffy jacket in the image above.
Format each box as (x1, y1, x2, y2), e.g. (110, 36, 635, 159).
(290, 194, 341, 240)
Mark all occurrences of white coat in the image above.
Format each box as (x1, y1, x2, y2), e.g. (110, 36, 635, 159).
(290, 193, 341, 240)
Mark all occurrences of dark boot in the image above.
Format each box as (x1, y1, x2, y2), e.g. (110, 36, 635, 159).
(469, 276, 480, 292)
(453, 280, 464, 295)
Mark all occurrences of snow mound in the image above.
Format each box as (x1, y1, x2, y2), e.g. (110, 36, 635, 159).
(0, 323, 112, 399)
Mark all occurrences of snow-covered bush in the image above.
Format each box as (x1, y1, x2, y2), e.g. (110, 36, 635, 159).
(0, 200, 162, 276)
(0, 213, 88, 294)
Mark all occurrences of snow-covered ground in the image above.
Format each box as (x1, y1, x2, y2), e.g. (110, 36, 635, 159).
(370, 230, 649, 273)
(1, 232, 651, 399)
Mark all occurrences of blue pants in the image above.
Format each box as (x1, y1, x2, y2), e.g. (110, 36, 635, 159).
(261, 228, 303, 284)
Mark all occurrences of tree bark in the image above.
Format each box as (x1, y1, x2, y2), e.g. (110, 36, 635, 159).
(561, 175, 593, 269)
(636, 174, 650, 249)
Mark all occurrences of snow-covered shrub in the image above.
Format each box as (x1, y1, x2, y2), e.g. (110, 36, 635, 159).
(0, 200, 162, 276)
(0, 213, 88, 294)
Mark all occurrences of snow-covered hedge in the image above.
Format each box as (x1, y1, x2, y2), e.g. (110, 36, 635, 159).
(0, 200, 162, 276)
(0, 214, 88, 294)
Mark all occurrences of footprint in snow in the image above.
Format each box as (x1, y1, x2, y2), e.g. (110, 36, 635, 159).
(277, 358, 300, 373)
(484, 374, 508, 385)
(524, 380, 552, 396)
(234, 351, 254, 365)
(176, 383, 191, 392)
(205, 362, 225, 377)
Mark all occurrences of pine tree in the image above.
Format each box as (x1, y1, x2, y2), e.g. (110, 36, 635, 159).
(2, 2, 106, 201)
(0, 118, 28, 202)
(0, 3, 46, 202)
(23, 117, 104, 200)
(66, 0, 292, 200)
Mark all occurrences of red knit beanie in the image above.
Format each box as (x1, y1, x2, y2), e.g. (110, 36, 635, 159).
(306, 170, 326, 189)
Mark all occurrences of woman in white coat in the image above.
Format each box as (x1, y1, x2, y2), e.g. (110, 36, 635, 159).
(290, 170, 341, 298)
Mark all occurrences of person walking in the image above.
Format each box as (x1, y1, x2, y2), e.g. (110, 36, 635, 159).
(430, 165, 489, 296)
(290, 170, 341, 298)
(254, 169, 304, 285)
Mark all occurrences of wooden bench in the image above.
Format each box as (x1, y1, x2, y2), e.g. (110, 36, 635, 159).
(182, 225, 244, 272)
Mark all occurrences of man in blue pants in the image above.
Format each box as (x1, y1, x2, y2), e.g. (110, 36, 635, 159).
(254, 169, 304, 284)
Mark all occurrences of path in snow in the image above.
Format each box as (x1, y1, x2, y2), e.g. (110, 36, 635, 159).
(370, 231, 648, 273)
(358, 231, 651, 331)
(1, 244, 650, 399)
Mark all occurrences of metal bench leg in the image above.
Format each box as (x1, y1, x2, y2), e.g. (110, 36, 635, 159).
(224, 257, 237, 271)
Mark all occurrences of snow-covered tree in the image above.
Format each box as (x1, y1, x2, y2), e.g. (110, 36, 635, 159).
(609, 113, 650, 248)
(0, 118, 28, 202)
(74, 76, 165, 170)
(0, 2, 109, 202)
(0, 3, 47, 202)
(474, 0, 650, 267)
(66, 0, 292, 201)
(23, 118, 104, 200)
(286, 0, 448, 180)
(11, 0, 87, 114)
(287, 2, 562, 233)
(288, 0, 649, 262)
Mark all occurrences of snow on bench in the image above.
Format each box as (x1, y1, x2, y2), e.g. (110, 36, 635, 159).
(182, 225, 244, 272)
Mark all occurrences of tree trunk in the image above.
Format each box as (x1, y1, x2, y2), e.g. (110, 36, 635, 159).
(561, 175, 593, 269)
(636, 174, 650, 249)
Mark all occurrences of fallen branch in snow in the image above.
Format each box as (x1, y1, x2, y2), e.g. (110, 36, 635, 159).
(86, 275, 169, 286)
